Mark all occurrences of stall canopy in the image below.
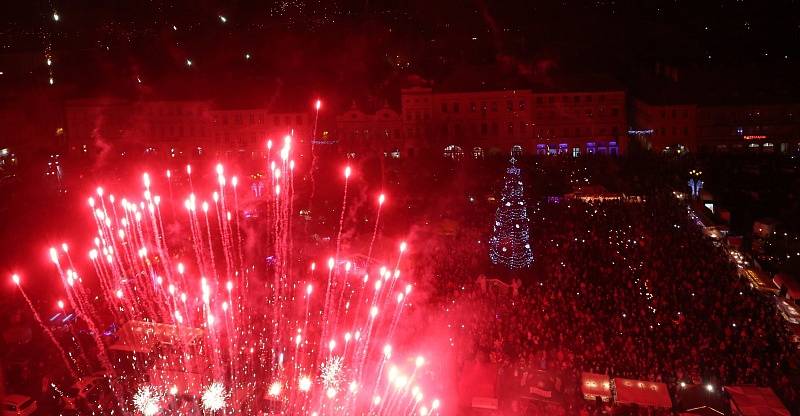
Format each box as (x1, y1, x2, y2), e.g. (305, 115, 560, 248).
(149, 369, 204, 396)
(726, 386, 790, 416)
(613, 378, 672, 408)
(110, 320, 204, 353)
(773, 273, 800, 299)
(581, 373, 611, 402)
(674, 384, 729, 416)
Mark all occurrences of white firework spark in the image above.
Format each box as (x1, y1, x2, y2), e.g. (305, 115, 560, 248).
(320, 355, 345, 390)
(133, 385, 161, 416)
(201, 382, 228, 411)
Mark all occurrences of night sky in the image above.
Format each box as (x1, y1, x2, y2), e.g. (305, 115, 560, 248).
(1, 0, 799, 106)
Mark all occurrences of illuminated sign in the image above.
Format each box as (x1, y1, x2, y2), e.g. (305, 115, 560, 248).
(743, 135, 767, 140)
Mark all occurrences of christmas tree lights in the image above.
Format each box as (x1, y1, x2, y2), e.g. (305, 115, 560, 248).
(489, 158, 533, 269)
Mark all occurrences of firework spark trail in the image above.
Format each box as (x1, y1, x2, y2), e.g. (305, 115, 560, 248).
(12, 275, 78, 378)
(309, 99, 321, 222)
(335, 166, 352, 261)
(186, 196, 208, 275)
(18, 138, 443, 415)
(367, 194, 386, 264)
(202, 202, 219, 281)
(231, 176, 246, 290)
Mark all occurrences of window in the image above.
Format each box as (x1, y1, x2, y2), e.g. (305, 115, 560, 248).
(470, 102, 477, 112)
(491, 102, 498, 112)
(511, 145, 523, 158)
(507, 100, 513, 112)
(473, 146, 484, 159)
(453, 103, 460, 113)
(507, 122, 514, 135)
(441, 103, 448, 113)
(481, 123, 488, 136)
(572, 147, 580, 157)
(491, 122, 498, 135)
(519, 100, 526, 110)
(443, 145, 464, 160)
(520, 122, 527, 136)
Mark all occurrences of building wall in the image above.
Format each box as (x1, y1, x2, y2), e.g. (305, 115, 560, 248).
(632, 99, 697, 151)
(531, 91, 626, 156)
(64, 99, 312, 158)
(696, 104, 800, 153)
(210, 109, 312, 157)
(335, 104, 404, 155)
(400, 87, 626, 157)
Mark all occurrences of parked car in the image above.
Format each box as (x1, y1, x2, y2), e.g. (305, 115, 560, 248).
(2, 394, 37, 415)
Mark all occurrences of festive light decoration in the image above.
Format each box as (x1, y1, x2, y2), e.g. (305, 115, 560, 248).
(688, 169, 703, 199)
(489, 158, 533, 269)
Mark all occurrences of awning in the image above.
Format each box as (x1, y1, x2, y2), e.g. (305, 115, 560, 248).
(110, 320, 204, 353)
(149, 369, 205, 396)
(774, 273, 800, 299)
(581, 373, 611, 402)
(726, 386, 790, 416)
(674, 384, 729, 416)
(613, 378, 672, 408)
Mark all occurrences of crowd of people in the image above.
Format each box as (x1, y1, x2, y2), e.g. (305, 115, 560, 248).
(425, 193, 798, 414)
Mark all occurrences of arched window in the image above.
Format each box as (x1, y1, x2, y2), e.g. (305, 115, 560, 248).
(511, 145, 523, 158)
(443, 145, 464, 160)
(472, 147, 484, 159)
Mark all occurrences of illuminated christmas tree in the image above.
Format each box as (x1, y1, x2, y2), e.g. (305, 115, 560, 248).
(489, 158, 533, 269)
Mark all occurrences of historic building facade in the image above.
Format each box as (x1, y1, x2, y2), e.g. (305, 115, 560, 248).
(632, 99, 800, 154)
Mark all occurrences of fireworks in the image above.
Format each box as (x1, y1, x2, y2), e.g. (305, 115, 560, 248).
(133, 385, 161, 416)
(10, 136, 443, 415)
(320, 355, 345, 390)
(201, 382, 228, 411)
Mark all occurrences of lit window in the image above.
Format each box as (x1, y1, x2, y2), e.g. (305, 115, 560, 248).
(443, 145, 464, 160)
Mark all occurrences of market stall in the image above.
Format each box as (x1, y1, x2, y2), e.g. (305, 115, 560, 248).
(613, 378, 672, 408)
(674, 384, 729, 416)
(581, 372, 611, 402)
(725, 386, 790, 416)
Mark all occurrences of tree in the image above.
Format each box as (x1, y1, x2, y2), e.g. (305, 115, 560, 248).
(489, 158, 533, 269)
